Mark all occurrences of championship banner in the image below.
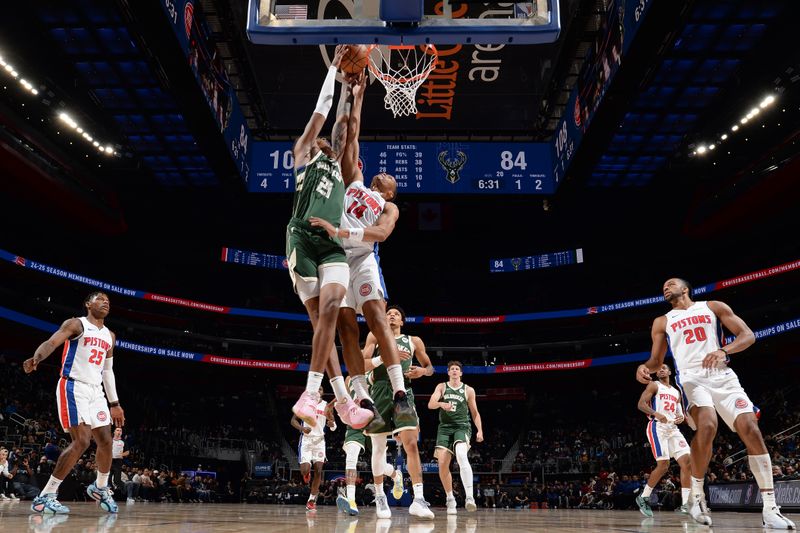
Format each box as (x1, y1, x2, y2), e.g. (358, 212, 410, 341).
(1, 305, 798, 375)
(2, 248, 799, 324)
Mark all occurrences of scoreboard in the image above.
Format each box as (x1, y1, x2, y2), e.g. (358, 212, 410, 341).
(490, 248, 584, 273)
(249, 141, 554, 194)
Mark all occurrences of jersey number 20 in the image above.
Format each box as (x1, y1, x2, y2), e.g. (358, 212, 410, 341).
(682, 327, 707, 344)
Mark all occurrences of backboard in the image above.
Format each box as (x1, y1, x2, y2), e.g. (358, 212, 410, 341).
(247, 0, 560, 45)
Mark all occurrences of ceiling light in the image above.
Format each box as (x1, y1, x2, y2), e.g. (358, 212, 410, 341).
(741, 117, 748, 124)
(760, 95, 775, 108)
(731, 125, 739, 131)
(720, 134, 728, 140)
(696, 145, 707, 154)
(709, 144, 716, 150)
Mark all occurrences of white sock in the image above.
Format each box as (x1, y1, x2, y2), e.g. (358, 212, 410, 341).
(329, 376, 348, 403)
(681, 488, 691, 505)
(306, 371, 324, 395)
(351, 375, 373, 402)
(641, 485, 653, 498)
(386, 364, 405, 395)
(691, 476, 705, 500)
(308, 493, 317, 502)
(762, 490, 777, 508)
(40, 476, 63, 496)
(446, 491, 454, 500)
(96, 471, 110, 488)
(347, 484, 356, 501)
(413, 482, 424, 500)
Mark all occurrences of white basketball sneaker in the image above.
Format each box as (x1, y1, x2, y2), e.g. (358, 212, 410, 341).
(375, 493, 391, 519)
(763, 506, 796, 529)
(409, 498, 435, 519)
(688, 495, 712, 526)
(465, 497, 477, 512)
(446, 496, 457, 515)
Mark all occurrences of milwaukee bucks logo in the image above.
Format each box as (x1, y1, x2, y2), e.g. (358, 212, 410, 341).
(438, 151, 467, 184)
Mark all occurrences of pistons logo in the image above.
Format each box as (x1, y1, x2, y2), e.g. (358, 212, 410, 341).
(735, 398, 749, 409)
(359, 283, 372, 297)
(97, 411, 108, 422)
(679, 440, 687, 448)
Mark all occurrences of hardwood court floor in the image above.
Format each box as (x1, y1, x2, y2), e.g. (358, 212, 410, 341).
(1, 500, 793, 532)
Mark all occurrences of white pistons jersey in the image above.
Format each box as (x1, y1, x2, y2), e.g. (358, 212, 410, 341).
(340, 181, 386, 253)
(650, 381, 682, 426)
(665, 301, 725, 374)
(61, 317, 113, 386)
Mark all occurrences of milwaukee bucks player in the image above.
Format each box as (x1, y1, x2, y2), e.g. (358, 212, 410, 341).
(287, 44, 371, 432)
(363, 305, 435, 519)
(429, 361, 484, 514)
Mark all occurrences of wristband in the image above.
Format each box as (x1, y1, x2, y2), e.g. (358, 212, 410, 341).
(720, 348, 728, 356)
(348, 227, 364, 241)
(109, 401, 120, 408)
(371, 356, 383, 368)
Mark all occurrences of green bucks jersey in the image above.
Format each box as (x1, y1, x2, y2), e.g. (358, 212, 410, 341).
(439, 382, 470, 426)
(372, 334, 414, 388)
(290, 150, 345, 226)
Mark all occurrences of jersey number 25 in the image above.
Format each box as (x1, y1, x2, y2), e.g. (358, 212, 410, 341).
(88, 349, 104, 366)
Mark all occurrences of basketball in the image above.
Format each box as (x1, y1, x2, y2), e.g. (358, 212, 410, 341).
(340, 44, 369, 75)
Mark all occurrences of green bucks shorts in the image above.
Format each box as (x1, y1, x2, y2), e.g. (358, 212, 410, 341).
(343, 426, 367, 450)
(435, 424, 472, 455)
(363, 381, 418, 437)
(286, 222, 347, 301)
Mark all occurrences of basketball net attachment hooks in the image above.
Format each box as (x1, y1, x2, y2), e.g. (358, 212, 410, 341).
(367, 44, 438, 118)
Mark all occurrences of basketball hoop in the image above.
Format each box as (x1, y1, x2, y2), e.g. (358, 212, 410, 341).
(367, 44, 438, 118)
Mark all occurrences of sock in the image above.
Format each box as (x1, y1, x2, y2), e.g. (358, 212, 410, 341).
(306, 371, 324, 395)
(347, 484, 356, 501)
(413, 482, 424, 500)
(386, 364, 405, 395)
(351, 375, 373, 402)
(96, 471, 110, 488)
(446, 491, 454, 500)
(641, 485, 653, 498)
(681, 488, 691, 505)
(308, 493, 317, 502)
(762, 490, 777, 508)
(40, 476, 63, 496)
(691, 476, 705, 500)
(329, 376, 348, 403)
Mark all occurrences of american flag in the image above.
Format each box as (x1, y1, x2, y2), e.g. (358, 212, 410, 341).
(14, 256, 25, 266)
(275, 4, 308, 20)
(587, 306, 598, 314)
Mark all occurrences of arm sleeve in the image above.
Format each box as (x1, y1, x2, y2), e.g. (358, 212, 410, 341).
(102, 357, 119, 403)
(314, 66, 338, 118)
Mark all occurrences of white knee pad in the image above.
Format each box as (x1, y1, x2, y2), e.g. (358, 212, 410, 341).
(455, 442, 470, 465)
(344, 442, 361, 471)
(383, 462, 395, 478)
(371, 436, 388, 477)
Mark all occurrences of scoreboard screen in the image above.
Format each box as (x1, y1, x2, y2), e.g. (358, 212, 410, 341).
(490, 248, 584, 273)
(249, 141, 554, 194)
(221, 247, 287, 270)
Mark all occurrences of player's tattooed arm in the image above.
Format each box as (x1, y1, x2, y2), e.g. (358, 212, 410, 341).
(23, 318, 83, 373)
(331, 75, 353, 160)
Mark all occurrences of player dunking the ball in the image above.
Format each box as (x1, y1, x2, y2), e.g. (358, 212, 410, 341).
(429, 360, 484, 515)
(635, 363, 692, 516)
(637, 278, 795, 529)
(23, 292, 123, 515)
(287, 45, 372, 430)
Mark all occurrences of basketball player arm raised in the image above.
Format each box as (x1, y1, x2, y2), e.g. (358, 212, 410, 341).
(405, 335, 434, 379)
(340, 70, 367, 185)
(635, 316, 668, 384)
(702, 300, 755, 369)
(23, 318, 83, 373)
(466, 385, 484, 442)
(103, 331, 125, 427)
(637, 381, 668, 423)
(428, 383, 452, 412)
(292, 45, 347, 167)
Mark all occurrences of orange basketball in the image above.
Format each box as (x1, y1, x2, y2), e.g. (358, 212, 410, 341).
(340, 45, 369, 75)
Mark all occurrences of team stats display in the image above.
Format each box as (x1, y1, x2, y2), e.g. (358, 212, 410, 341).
(490, 248, 584, 273)
(249, 141, 554, 194)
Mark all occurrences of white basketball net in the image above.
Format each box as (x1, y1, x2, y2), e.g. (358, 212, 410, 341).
(368, 45, 438, 118)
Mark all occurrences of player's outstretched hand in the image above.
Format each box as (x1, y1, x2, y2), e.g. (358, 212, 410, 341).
(23, 357, 39, 373)
(308, 217, 337, 238)
(331, 44, 349, 69)
(635, 364, 652, 384)
(110, 405, 125, 427)
(404, 365, 427, 379)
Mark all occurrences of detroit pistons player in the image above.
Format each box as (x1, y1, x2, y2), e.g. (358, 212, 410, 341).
(635, 363, 692, 516)
(310, 72, 415, 433)
(636, 279, 794, 529)
(23, 292, 123, 514)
